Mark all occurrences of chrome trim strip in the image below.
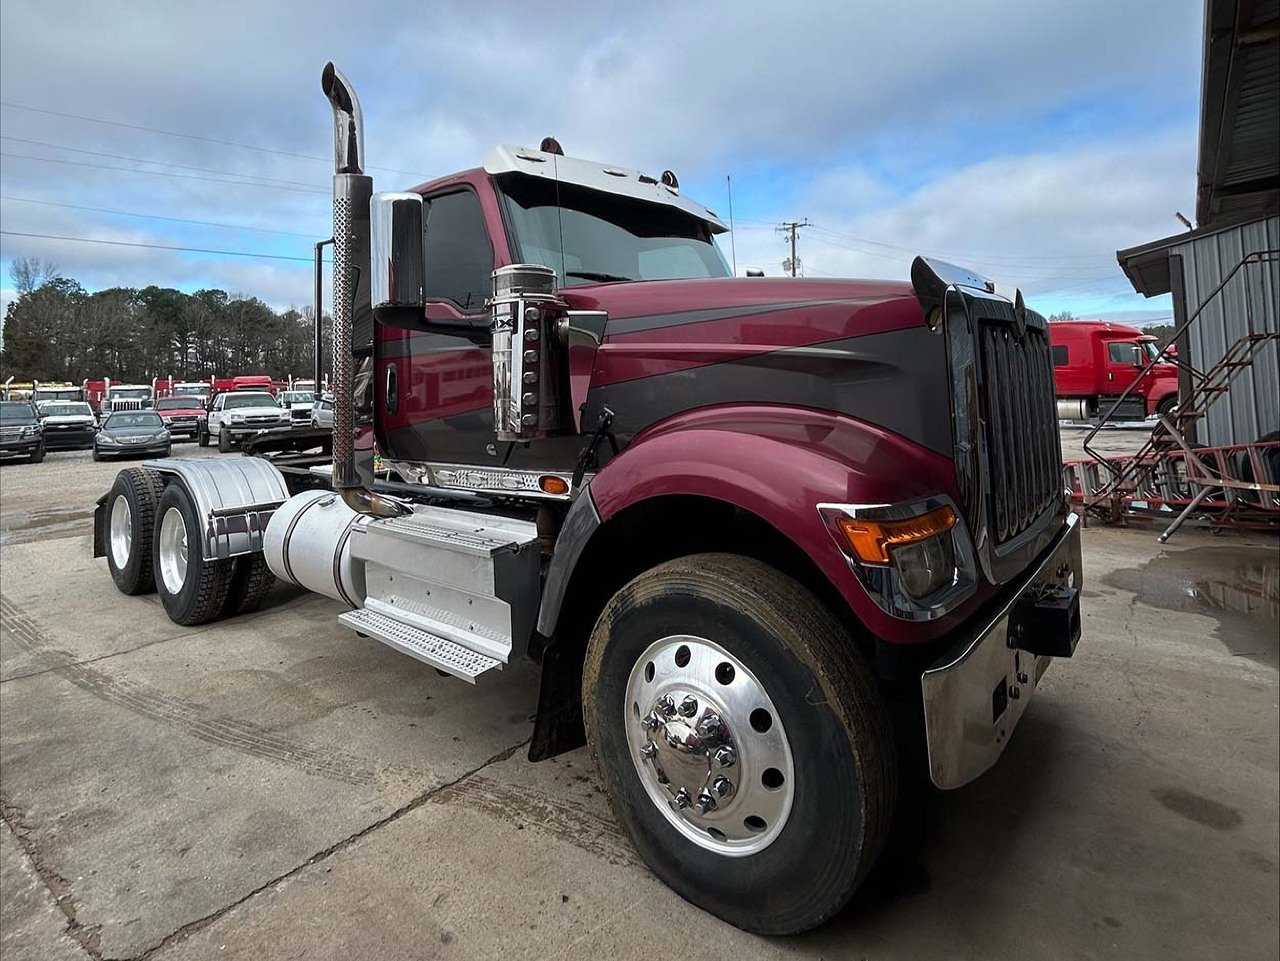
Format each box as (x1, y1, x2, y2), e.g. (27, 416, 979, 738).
(382, 459, 582, 502)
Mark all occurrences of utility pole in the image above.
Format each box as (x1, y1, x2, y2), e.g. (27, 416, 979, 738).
(778, 219, 810, 277)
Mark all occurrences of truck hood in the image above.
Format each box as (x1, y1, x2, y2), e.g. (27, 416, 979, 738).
(41, 415, 95, 426)
(560, 276, 918, 324)
(226, 407, 286, 417)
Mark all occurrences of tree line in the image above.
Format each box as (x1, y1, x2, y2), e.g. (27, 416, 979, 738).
(1, 258, 329, 383)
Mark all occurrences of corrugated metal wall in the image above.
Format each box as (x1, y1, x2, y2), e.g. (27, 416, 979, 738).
(1171, 215, 1279, 446)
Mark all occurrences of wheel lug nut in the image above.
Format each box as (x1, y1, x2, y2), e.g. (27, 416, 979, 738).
(656, 695, 675, 718)
(640, 741, 657, 759)
(699, 714, 722, 736)
(713, 746, 737, 768)
(712, 776, 734, 799)
(694, 791, 717, 815)
(678, 695, 698, 718)
(672, 788, 691, 810)
(643, 711, 663, 731)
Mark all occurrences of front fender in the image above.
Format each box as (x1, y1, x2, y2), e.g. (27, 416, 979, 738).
(584, 404, 974, 644)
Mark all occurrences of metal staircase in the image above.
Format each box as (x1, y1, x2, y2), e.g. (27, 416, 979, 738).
(339, 505, 541, 683)
(1076, 248, 1280, 539)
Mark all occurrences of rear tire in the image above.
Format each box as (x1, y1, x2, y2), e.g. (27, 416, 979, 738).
(222, 553, 276, 617)
(583, 554, 896, 935)
(218, 428, 232, 453)
(153, 483, 234, 626)
(105, 467, 164, 595)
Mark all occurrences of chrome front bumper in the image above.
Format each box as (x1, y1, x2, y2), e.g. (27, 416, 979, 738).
(921, 511, 1083, 789)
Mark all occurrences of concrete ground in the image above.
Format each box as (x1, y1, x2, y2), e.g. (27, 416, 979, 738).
(1, 443, 1277, 961)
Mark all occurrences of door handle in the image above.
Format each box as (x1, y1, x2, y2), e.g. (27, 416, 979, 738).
(385, 363, 399, 415)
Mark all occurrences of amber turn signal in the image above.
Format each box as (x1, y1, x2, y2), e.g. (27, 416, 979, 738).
(835, 505, 957, 566)
(539, 475, 570, 496)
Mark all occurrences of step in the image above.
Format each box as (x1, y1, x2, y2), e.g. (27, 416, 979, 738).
(367, 505, 538, 557)
(339, 608, 502, 683)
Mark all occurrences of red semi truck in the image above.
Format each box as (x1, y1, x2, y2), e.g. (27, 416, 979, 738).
(91, 63, 1083, 934)
(1049, 320, 1179, 421)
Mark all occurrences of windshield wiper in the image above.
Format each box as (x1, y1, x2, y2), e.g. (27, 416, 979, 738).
(565, 270, 635, 283)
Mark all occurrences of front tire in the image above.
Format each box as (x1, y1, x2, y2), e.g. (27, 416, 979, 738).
(197, 427, 209, 448)
(28, 445, 44, 464)
(218, 428, 232, 453)
(583, 554, 896, 935)
(1156, 395, 1178, 419)
(154, 484, 234, 626)
(105, 467, 164, 595)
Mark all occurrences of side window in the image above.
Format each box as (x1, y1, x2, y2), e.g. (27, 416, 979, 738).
(424, 190, 494, 311)
(1108, 341, 1134, 364)
(1051, 344, 1069, 366)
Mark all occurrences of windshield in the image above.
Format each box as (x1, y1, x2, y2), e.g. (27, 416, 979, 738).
(40, 403, 92, 417)
(155, 397, 203, 411)
(110, 387, 151, 400)
(280, 391, 313, 404)
(224, 393, 279, 410)
(174, 384, 210, 397)
(37, 389, 81, 400)
(105, 412, 163, 429)
(498, 175, 730, 286)
(0, 403, 38, 425)
(1141, 342, 1165, 362)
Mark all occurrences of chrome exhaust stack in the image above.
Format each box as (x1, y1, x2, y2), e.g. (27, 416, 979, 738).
(321, 62, 406, 518)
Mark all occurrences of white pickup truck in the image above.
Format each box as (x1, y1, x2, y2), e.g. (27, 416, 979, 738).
(201, 391, 290, 451)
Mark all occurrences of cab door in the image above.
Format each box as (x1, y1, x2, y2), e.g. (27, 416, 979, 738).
(1102, 338, 1143, 393)
(375, 187, 496, 467)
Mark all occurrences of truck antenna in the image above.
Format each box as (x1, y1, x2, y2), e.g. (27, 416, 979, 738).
(552, 152, 566, 285)
(726, 175, 737, 276)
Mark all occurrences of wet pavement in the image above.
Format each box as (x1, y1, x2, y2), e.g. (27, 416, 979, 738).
(1, 448, 1277, 961)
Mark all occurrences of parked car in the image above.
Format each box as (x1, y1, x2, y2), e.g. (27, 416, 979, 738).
(37, 400, 98, 450)
(278, 389, 316, 426)
(93, 411, 171, 461)
(0, 400, 45, 463)
(202, 390, 289, 451)
(310, 395, 334, 430)
(153, 396, 208, 440)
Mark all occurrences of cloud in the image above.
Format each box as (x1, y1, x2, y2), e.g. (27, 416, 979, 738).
(0, 0, 1202, 321)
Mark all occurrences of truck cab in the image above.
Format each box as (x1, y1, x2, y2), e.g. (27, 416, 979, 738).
(91, 62, 1084, 935)
(1049, 320, 1179, 421)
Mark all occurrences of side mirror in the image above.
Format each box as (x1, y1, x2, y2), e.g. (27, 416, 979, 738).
(1132, 346, 1145, 368)
(370, 191, 426, 326)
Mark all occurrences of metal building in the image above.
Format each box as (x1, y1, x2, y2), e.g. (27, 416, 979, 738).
(1118, 0, 1279, 447)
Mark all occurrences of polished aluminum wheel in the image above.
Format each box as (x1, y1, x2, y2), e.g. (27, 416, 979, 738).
(625, 635, 795, 856)
(109, 495, 132, 569)
(157, 506, 189, 595)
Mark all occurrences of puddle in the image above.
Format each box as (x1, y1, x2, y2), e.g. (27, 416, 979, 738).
(1101, 545, 1280, 667)
(0, 505, 96, 547)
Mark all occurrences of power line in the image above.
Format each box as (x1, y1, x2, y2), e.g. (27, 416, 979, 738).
(1, 136, 324, 191)
(0, 152, 329, 195)
(0, 230, 329, 263)
(0, 196, 322, 239)
(0, 100, 427, 178)
(806, 223, 1113, 267)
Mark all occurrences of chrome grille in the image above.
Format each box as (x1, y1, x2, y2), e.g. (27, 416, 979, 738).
(978, 321, 1060, 544)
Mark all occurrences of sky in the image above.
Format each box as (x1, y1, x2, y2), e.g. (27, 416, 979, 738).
(0, 0, 1205, 329)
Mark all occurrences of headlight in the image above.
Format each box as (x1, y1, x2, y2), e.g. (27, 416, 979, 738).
(99, 435, 119, 445)
(229, 414, 245, 423)
(820, 498, 975, 620)
(892, 532, 956, 599)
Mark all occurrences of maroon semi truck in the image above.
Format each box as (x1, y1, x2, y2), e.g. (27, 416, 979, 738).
(93, 63, 1083, 933)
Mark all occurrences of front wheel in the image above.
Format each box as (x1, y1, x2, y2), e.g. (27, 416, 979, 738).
(217, 428, 232, 453)
(583, 554, 896, 935)
(197, 427, 209, 448)
(29, 445, 44, 464)
(1156, 395, 1178, 419)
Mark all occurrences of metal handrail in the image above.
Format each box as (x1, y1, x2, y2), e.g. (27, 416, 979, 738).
(1082, 247, 1280, 484)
